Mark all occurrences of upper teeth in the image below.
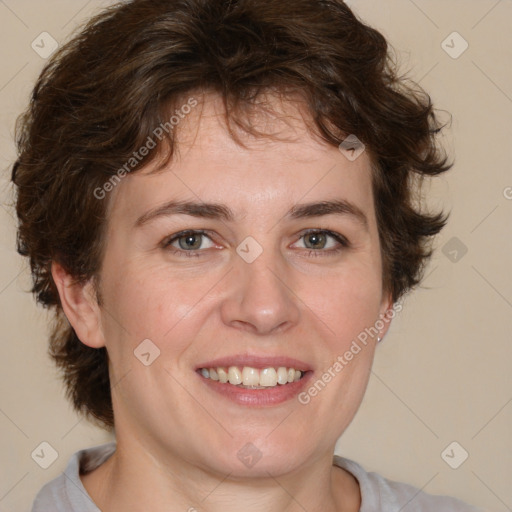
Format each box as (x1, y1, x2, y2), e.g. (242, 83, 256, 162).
(200, 366, 303, 388)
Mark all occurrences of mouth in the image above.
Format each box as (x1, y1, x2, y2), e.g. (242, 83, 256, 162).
(197, 365, 306, 389)
(195, 356, 313, 406)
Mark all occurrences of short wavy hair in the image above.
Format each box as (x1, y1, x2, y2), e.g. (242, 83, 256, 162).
(11, 0, 451, 429)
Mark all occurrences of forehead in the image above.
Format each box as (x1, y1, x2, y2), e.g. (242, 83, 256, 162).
(153, 92, 340, 171)
(108, 92, 375, 225)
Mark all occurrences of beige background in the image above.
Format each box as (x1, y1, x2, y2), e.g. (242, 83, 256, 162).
(0, 1, 511, 511)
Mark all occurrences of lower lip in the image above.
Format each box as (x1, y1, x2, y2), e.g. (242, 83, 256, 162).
(197, 372, 313, 406)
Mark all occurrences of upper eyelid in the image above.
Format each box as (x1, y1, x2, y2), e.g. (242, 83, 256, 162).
(164, 229, 215, 245)
(297, 228, 348, 241)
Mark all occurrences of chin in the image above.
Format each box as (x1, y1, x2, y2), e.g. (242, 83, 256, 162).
(196, 433, 316, 478)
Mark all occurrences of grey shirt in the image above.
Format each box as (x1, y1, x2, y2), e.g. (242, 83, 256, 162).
(31, 442, 482, 511)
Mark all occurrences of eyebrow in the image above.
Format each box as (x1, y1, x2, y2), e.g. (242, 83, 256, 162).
(134, 199, 368, 230)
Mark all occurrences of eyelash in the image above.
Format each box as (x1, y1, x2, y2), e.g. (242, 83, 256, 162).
(161, 229, 350, 258)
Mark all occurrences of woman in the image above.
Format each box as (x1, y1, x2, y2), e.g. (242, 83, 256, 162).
(12, 0, 482, 510)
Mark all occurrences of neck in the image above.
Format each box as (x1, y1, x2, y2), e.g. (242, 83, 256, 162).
(80, 437, 361, 512)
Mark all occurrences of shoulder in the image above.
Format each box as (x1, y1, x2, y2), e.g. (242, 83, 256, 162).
(31, 442, 116, 512)
(333, 455, 483, 512)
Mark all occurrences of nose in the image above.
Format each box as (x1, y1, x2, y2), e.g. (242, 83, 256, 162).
(220, 246, 301, 336)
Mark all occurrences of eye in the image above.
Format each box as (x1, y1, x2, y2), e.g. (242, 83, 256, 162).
(292, 229, 349, 254)
(162, 230, 216, 255)
(161, 229, 348, 258)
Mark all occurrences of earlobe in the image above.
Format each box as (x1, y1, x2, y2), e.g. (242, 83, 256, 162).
(51, 262, 105, 349)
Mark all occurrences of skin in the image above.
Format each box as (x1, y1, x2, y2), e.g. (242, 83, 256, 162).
(53, 93, 393, 512)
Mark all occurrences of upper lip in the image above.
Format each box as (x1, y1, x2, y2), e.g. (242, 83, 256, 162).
(196, 355, 312, 372)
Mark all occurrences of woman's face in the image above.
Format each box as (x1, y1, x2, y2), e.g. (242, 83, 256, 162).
(89, 94, 392, 475)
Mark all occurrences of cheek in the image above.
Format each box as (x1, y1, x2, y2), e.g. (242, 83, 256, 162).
(302, 273, 381, 420)
(307, 263, 383, 343)
(98, 259, 218, 352)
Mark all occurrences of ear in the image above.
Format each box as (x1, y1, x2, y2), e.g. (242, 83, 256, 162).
(377, 291, 396, 342)
(51, 262, 105, 348)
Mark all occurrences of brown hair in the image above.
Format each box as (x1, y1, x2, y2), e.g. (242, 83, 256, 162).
(12, 0, 451, 430)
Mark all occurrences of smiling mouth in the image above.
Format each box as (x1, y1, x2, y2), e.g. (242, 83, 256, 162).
(197, 366, 306, 389)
